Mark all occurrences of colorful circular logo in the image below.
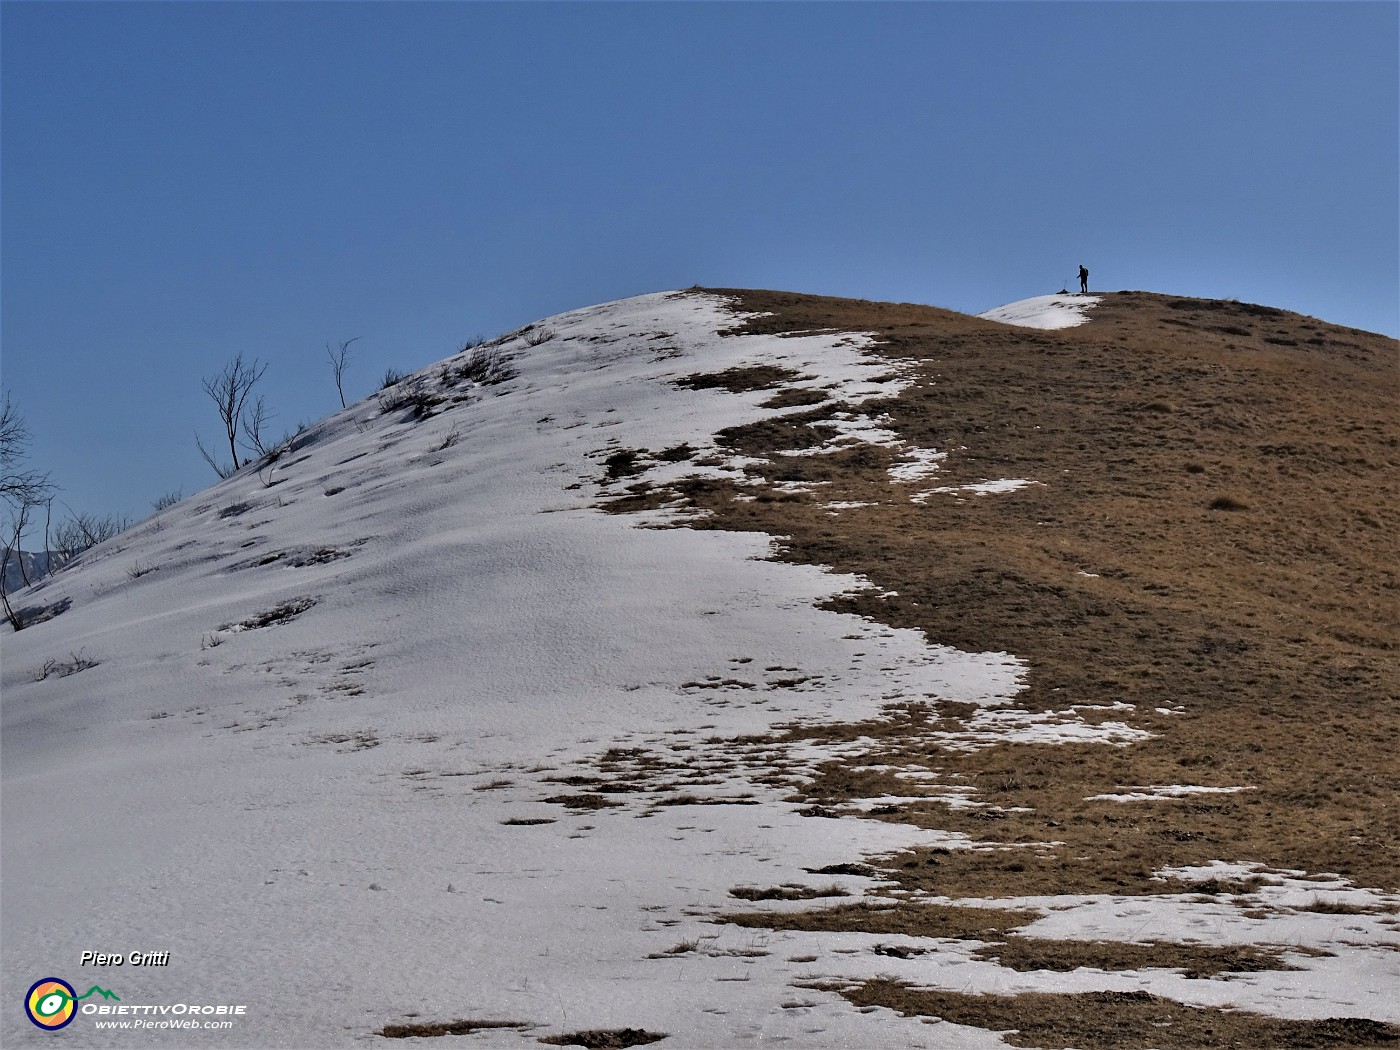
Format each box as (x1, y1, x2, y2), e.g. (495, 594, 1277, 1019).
(25, 978, 77, 1030)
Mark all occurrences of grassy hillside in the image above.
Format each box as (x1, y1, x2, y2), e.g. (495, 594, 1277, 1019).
(598, 287, 1399, 1045)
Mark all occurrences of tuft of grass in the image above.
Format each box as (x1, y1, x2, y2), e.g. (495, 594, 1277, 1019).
(1298, 896, 1376, 915)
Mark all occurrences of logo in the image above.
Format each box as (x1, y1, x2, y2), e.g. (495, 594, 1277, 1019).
(24, 979, 119, 1030)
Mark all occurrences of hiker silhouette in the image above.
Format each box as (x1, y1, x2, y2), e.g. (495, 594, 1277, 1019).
(1078, 266, 1089, 294)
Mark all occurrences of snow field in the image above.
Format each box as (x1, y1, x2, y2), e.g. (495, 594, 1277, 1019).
(978, 293, 1103, 329)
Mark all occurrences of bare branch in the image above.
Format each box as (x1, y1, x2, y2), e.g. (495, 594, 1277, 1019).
(1, 394, 52, 512)
(240, 395, 274, 458)
(195, 431, 235, 479)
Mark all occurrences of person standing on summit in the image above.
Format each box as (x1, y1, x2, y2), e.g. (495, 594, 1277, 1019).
(1078, 265, 1089, 294)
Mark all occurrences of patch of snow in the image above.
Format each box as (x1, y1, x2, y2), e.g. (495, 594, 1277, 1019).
(1087, 785, 1254, 802)
(914, 478, 1041, 502)
(978, 293, 1102, 330)
(887, 447, 948, 483)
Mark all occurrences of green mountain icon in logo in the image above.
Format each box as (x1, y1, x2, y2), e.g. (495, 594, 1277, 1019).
(74, 986, 120, 1002)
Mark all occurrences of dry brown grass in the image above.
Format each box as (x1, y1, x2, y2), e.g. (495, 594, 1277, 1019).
(720, 900, 1040, 939)
(818, 980, 1400, 1049)
(972, 936, 1318, 978)
(591, 287, 1398, 1047)
(657, 288, 1400, 896)
(379, 1018, 529, 1038)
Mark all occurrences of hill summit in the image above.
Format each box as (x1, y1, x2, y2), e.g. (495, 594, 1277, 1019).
(3, 288, 1397, 1049)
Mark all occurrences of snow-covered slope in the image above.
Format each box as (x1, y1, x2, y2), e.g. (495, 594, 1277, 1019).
(978, 292, 1101, 329)
(4, 291, 1395, 1047)
(2, 292, 1026, 1048)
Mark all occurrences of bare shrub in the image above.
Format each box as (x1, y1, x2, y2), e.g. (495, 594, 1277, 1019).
(378, 375, 442, 419)
(50, 513, 127, 562)
(198, 354, 268, 477)
(34, 649, 98, 681)
(444, 346, 517, 386)
(522, 326, 556, 347)
(152, 489, 183, 512)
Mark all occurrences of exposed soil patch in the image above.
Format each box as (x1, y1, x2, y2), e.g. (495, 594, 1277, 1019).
(602, 448, 649, 481)
(11, 596, 71, 629)
(820, 980, 1400, 1049)
(537, 1029, 667, 1048)
(728, 883, 849, 902)
(380, 1018, 530, 1039)
(541, 792, 621, 811)
(222, 596, 318, 632)
(974, 936, 1315, 978)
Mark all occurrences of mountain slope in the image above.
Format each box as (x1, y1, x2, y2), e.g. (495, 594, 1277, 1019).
(2, 289, 1396, 1049)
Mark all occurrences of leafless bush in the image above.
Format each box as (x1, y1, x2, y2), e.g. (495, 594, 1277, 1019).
(50, 513, 127, 562)
(34, 648, 99, 681)
(152, 489, 183, 512)
(443, 346, 517, 387)
(522, 326, 556, 347)
(378, 375, 442, 419)
(198, 354, 268, 477)
(380, 368, 406, 390)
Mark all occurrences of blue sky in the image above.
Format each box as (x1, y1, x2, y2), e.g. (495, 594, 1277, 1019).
(3, 1, 1397, 531)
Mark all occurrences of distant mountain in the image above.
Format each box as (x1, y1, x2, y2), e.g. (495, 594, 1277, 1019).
(3, 289, 1396, 1048)
(1, 547, 52, 594)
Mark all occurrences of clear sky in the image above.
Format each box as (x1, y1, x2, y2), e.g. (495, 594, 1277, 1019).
(3, 1, 1397, 531)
